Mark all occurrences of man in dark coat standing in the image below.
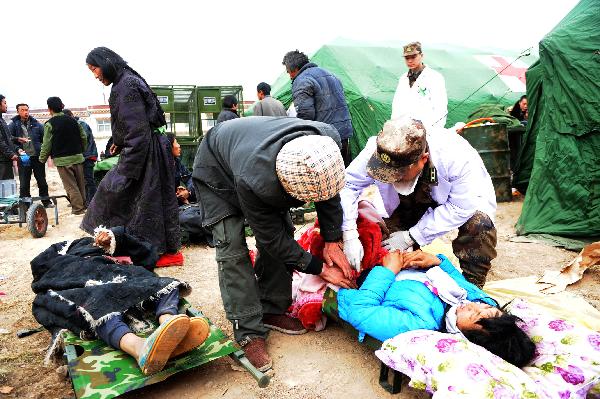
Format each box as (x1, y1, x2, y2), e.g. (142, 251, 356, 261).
(9, 103, 52, 207)
(0, 94, 19, 180)
(215, 95, 239, 124)
(282, 50, 354, 165)
(192, 117, 355, 372)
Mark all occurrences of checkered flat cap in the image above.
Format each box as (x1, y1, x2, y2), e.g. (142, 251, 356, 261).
(276, 135, 345, 202)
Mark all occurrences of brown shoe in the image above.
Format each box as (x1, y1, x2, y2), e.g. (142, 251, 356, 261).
(262, 313, 307, 335)
(240, 337, 272, 372)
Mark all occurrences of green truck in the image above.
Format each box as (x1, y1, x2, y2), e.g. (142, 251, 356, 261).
(151, 85, 244, 169)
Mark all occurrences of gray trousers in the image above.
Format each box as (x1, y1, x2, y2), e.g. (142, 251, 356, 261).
(57, 163, 86, 213)
(211, 214, 293, 342)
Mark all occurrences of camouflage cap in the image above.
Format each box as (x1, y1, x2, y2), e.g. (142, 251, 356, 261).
(367, 118, 427, 183)
(403, 41, 422, 56)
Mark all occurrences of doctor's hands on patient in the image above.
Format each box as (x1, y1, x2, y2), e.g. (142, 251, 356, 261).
(322, 241, 353, 279)
(342, 229, 364, 272)
(319, 263, 357, 289)
(382, 230, 415, 251)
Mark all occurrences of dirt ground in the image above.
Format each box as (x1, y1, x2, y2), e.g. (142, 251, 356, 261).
(0, 167, 595, 399)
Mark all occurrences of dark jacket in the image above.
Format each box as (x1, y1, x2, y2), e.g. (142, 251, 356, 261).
(292, 62, 354, 140)
(0, 116, 17, 163)
(46, 115, 84, 158)
(8, 116, 45, 155)
(78, 119, 98, 159)
(174, 157, 196, 202)
(192, 116, 343, 275)
(216, 108, 239, 124)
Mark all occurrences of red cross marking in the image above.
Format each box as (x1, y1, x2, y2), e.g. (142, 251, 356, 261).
(491, 56, 527, 85)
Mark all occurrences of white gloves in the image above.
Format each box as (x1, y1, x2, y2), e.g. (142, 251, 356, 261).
(343, 229, 364, 272)
(382, 230, 415, 251)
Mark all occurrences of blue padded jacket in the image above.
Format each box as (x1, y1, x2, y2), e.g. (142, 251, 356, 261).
(337, 255, 495, 342)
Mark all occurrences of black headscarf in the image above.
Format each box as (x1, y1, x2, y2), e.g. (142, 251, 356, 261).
(86, 47, 128, 83)
(86, 47, 166, 127)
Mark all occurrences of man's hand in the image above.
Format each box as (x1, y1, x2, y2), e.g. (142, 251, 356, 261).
(323, 241, 353, 279)
(109, 144, 121, 155)
(402, 250, 441, 270)
(17, 137, 30, 143)
(94, 231, 112, 251)
(382, 230, 414, 251)
(319, 263, 357, 289)
(11, 154, 18, 161)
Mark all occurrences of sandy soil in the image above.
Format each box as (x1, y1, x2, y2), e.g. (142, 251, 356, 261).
(0, 167, 594, 399)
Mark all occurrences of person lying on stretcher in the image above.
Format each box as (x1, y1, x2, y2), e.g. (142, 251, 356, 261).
(31, 226, 209, 375)
(337, 250, 535, 367)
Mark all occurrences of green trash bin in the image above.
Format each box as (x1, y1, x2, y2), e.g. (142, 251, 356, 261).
(461, 123, 512, 202)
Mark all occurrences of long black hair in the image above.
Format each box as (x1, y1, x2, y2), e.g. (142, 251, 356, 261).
(86, 47, 166, 126)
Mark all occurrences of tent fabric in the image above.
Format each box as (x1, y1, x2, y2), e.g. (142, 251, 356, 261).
(466, 104, 523, 130)
(515, 0, 600, 237)
(271, 40, 536, 157)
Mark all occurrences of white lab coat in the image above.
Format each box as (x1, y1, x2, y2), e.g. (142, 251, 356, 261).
(340, 128, 496, 246)
(391, 66, 448, 129)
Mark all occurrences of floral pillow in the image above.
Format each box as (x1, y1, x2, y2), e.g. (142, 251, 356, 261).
(375, 330, 552, 398)
(507, 298, 600, 399)
(375, 298, 600, 398)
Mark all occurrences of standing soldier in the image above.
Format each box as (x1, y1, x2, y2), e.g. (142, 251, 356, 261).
(391, 42, 448, 129)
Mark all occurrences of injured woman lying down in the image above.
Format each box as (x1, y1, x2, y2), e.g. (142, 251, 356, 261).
(337, 250, 535, 367)
(30, 226, 209, 375)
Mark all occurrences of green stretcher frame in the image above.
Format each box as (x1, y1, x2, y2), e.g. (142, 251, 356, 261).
(322, 288, 405, 394)
(63, 300, 269, 399)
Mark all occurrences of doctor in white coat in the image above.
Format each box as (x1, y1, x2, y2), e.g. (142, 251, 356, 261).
(391, 42, 448, 129)
(340, 118, 498, 288)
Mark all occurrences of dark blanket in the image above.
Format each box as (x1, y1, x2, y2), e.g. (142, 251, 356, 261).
(31, 227, 191, 338)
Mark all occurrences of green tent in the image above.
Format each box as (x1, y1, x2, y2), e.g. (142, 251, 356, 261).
(515, 0, 600, 237)
(271, 39, 537, 157)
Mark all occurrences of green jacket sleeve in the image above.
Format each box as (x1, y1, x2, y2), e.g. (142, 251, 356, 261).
(39, 123, 53, 163)
(79, 123, 88, 153)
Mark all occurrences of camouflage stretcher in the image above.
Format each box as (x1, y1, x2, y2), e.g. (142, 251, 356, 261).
(322, 288, 406, 394)
(63, 300, 269, 399)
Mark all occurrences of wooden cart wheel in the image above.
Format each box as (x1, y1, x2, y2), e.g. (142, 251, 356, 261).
(27, 203, 48, 238)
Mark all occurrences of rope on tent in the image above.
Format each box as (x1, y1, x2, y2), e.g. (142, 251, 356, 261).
(433, 47, 533, 127)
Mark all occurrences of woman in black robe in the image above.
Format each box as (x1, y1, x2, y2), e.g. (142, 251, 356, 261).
(81, 47, 180, 254)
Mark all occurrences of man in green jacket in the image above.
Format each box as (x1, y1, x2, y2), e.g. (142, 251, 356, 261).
(39, 97, 87, 215)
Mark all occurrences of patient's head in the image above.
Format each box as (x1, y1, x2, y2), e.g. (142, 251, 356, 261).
(457, 302, 536, 367)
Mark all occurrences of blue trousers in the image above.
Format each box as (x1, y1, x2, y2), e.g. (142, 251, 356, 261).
(96, 288, 179, 350)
